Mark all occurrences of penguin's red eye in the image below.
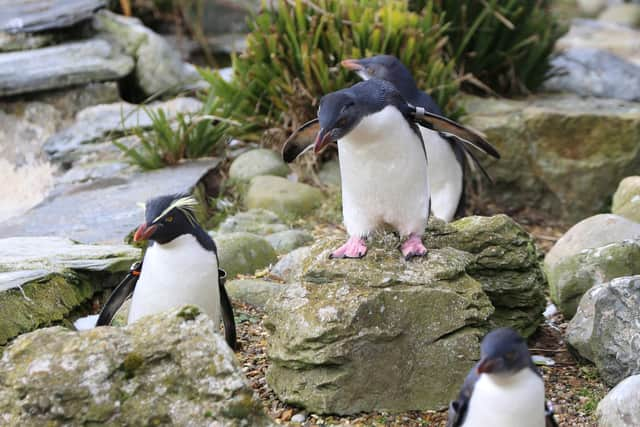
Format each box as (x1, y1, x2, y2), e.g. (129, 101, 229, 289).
(336, 117, 348, 127)
(165, 216, 174, 223)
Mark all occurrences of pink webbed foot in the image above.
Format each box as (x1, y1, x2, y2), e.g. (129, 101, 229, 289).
(329, 236, 368, 259)
(401, 234, 427, 260)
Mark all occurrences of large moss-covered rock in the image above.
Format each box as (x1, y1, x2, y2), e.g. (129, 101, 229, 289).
(265, 237, 493, 414)
(265, 230, 313, 254)
(229, 149, 289, 182)
(548, 240, 640, 318)
(0, 237, 139, 345)
(226, 279, 287, 309)
(463, 95, 640, 222)
(612, 176, 640, 223)
(215, 232, 278, 278)
(218, 209, 288, 235)
(597, 374, 640, 427)
(425, 215, 547, 336)
(0, 306, 274, 426)
(566, 275, 640, 386)
(245, 176, 323, 220)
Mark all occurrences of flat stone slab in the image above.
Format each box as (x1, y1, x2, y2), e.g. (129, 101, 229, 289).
(0, 0, 105, 34)
(0, 159, 219, 244)
(0, 38, 133, 97)
(0, 236, 138, 291)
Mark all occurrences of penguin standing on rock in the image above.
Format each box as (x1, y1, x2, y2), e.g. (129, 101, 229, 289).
(447, 328, 558, 427)
(96, 194, 237, 350)
(341, 55, 496, 221)
(283, 79, 498, 259)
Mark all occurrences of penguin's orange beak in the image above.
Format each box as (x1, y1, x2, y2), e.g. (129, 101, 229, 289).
(476, 357, 499, 374)
(133, 223, 157, 242)
(341, 58, 363, 71)
(314, 128, 333, 154)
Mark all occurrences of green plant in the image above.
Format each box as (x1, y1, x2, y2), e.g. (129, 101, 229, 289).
(201, 0, 460, 143)
(432, 0, 565, 95)
(115, 94, 245, 170)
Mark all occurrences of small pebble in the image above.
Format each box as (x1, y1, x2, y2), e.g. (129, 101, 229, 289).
(291, 413, 307, 423)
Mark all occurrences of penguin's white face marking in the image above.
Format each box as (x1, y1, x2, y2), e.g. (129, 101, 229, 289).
(463, 367, 546, 427)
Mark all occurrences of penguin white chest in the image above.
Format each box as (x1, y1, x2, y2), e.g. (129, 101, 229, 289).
(463, 368, 546, 427)
(128, 234, 220, 325)
(338, 105, 429, 237)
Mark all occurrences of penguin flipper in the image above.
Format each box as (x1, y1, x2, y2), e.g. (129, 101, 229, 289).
(281, 118, 319, 163)
(446, 364, 479, 427)
(218, 269, 238, 351)
(411, 108, 500, 159)
(545, 401, 559, 427)
(96, 264, 141, 327)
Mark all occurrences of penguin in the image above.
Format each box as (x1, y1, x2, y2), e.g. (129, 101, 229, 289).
(282, 79, 498, 259)
(341, 54, 489, 221)
(96, 194, 237, 350)
(447, 328, 558, 427)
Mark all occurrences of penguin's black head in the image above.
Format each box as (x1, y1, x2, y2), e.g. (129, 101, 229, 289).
(476, 328, 531, 375)
(341, 55, 417, 100)
(314, 79, 406, 153)
(134, 194, 200, 245)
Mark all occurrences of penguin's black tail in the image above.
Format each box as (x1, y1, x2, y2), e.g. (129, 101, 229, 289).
(218, 269, 238, 351)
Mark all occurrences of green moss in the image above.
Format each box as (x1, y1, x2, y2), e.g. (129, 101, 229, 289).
(177, 305, 201, 321)
(222, 393, 260, 419)
(122, 352, 145, 379)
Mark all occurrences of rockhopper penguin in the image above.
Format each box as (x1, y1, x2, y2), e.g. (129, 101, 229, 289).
(342, 54, 497, 221)
(96, 194, 237, 350)
(283, 79, 498, 259)
(447, 328, 558, 427)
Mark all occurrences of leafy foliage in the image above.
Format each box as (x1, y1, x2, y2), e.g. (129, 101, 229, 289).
(431, 0, 565, 95)
(201, 0, 459, 142)
(115, 95, 241, 170)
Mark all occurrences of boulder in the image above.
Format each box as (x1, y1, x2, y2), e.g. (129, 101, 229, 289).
(265, 230, 313, 254)
(612, 176, 640, 223)
(599, 3, 640, 28)
(265, 236, 494, 414)
(0, 38, 133, 97)
(577, 0, 607, 16)
(0, 306, 274, 426)
(566, 275, 640, 386)
(543, 48, 640, 102)
(545, 214, 640, 269)
(229, 148, 289, 182)
(424, 215, 547, 336)
(0, 236, 139, 345)
(270, 246, 312, 282)
(597, 374, 640, 427)
(43, 97, 202, 163)
(317, 158, 341, 187)
(218, 209, 288, 235)
(245, 176, 324, 220)
(226, 279, 287, 309)
(94, 10, 203, 97)
(0, 159, 219, 244)
(548, 239, 640, 317)
(0, 0, 105, 33)
(215, 232, 278, 278)
(463, 95, 640, 222)
(556, 19, 640, 66)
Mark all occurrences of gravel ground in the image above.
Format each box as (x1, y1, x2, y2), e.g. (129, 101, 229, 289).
(232, 218, 610, 426)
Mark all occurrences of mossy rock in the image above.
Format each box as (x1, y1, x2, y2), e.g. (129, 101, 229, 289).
(244, 176, 324, 221)
(215, 232, 278, 278)
(229, 149, 290, 182)
(612, 176, 640, 223)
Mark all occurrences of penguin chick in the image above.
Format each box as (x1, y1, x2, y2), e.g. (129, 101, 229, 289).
(447, 328, 558, 427)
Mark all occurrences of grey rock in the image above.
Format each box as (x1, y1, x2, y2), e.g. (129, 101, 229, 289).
(215, 232, 278, 278)
(0, 0, 105, 33)
(464, 95, 640, 222)
(577, 0, 607, 16)
(226, 279, 287, 309)
(597, 374, 640, 427)
(599, 3, 640, 27)
(94, 10, 203, 97)
(245, 176, 324, 220)
(0, 38, 133, 97)
(265, 230, 313, 254)
(317, 158, 341, 187)
(290, 413, 307, 423)
(0, 236, 139, 344)
(0, 31, 54, 52)
(218, 209, 288, 235)
(265, 237, 493, 414)
(544, 48, 640, 101)
(43, 97, 202, 163)
(229, 148, 289, 182)
(0, 159, 219, 243)
(566, 275, 640, 385)
(548, 239, 640, 318)
(0, 306, 275, 426)
(546, 214, 640, 269)
(613, 176, 640, 223)
(270, 246, 312, 282)
(208, 33, 248, 54)
(197, 0, 260, 35)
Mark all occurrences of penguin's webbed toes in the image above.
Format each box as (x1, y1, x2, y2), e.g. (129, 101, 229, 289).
(400, 234, 428, 260)
(329, 237, 368, 259)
